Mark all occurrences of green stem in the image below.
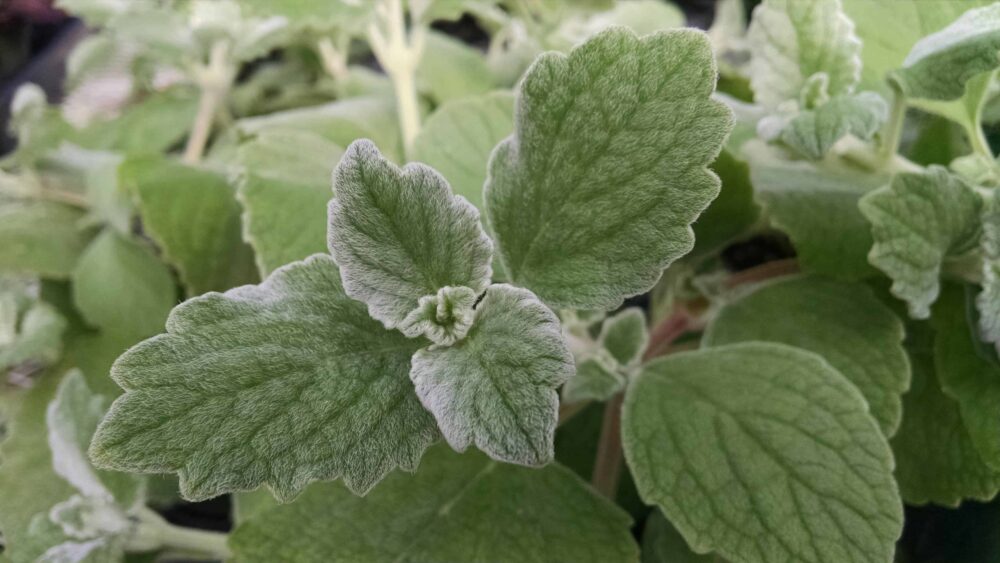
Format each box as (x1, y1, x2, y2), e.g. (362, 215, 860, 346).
(967, 121, 994, 161)
(368, 0, 425, 157)
(130, 507, 231, 560)
(183, 41, 233, 165)
(878, 85, 906, 165)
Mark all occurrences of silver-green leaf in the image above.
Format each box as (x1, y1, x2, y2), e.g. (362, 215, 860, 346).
(329, 140, 493, 335)
(781, 92, 888, 160)
(410, 284, 573, 466)
(704, 275, 910, 436)
(859, 166, 983, 319)
(747, 0, 862, 108)
(622, 342, 903, 563)
(229, 446, 639, 563)
(89, 255, 439, 500)
(485, 27, 731, 310)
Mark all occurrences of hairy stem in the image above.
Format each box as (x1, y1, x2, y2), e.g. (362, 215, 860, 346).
(183, 41, 233, 165)
(878, 85, 906, 165)
(368, 0, 425, 156)
(131, 507, 231, 560)
(967, 121, 994, 161)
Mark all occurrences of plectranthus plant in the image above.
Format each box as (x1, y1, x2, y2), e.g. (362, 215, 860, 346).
(5, 0, 1000, 561)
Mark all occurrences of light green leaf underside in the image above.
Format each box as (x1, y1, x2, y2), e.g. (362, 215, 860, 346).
(229, 445, 638, 563)
(48, 371, 142, 507)
(859, 166, 982, 319)
(562, 355, 624, 404)
(124, 156, 257, 296)
(842, 0, 993, 96)
(743, 140, 883, 280)
(411, 91, 515, 210)
(551, 0, 685, 51)
(978, 188, 1000, 346)
(235, 96, 402, 163)
(236, 129, 344, 275)
(0, 300, 66, 371)
(0, 374, 76, 563)
(622, 342, 903, 563)
(328, 140, 492, 331)
(410, 284, 572, 465)
(747, 0, 861, 108)
(599, 307, 648, 367)
(891, 3, 1000, 101)
(781, 92, 888, 160)
(933, 283, 1000, 472)
(89, 255, 439, 501)
(486, 27, 731, 310)
(0, 199, 93, 279)
(417, 31, 495, 105)
(234, 0, 372, 31)
(704, 275, 909, 437)
(71, 230, 176, 340)
(642, 510, 723, 563)
(890, 320, 1000, 507)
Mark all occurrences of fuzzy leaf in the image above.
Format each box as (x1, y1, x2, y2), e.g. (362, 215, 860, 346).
(781, 92, 888, 159)
(0, 199, 93, 279)
(689, 150, 760, 260)
(860, 166, 982, 319)
(978, 188, 1000, 346)
(236, 130, 344, 275)
(562, 354, 624, 404)
(744, 140, 882, 279)
(704, 275, 910, 436)
(71, 231, 176, 340)
(599, 307, 648, 367)
(47, 371, 141, 507)
(411, 92, 515, 210)
(747, 0, 862, 108)
(410, 284, 573, 465)
(933, 283, 1000, 472)
(622, 342, 903, 563)
(124, 157, 257, 296)
(229, 445, 638, 563)
(89, 255, 439, 500)
(0, 300, 66, 371)
(890, 320, 1000, 507)
(485, 27, 731, 310)
(328, 140, 492, 334)
(891, 3, 1000, 101)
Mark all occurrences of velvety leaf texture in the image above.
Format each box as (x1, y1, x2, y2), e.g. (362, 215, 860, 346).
(485, 27, 732, 310)
(410, 284, 573, 466)
(329, 140, 493, 333)
(933, 284, 1000, 473)
(89, 255, 439, 501)
(747, 0, 862, 108)
(978, 188, 1000, 347)
(622, 343, 903, 563)
(781, 92, 888, 160)
(230, 446, 638, 563)
(0, 301, 66, 371)
(704, 275, 910, 437)
(859, 166, 982, 319)
(124, 156, 257, 296)
(891, 3, 1000, 101)
(890, 320, 1000, 507)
